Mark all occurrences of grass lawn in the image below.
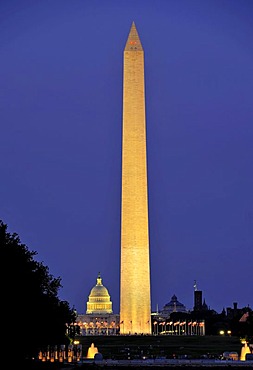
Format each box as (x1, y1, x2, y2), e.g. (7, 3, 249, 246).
(76, 335, 242, 360)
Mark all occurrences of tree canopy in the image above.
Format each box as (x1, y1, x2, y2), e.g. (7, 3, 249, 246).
(0, 219, 76, 360)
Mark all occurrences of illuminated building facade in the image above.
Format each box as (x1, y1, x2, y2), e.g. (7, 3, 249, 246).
(77, 273, 119, 335)
(86, 272, 112, 314)
(120, 22, 151, 334)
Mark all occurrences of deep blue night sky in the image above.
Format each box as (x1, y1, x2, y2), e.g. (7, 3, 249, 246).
(1, 0, 253, 315)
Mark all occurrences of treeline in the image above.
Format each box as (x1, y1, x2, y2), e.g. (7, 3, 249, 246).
(0, 219, 76, 360)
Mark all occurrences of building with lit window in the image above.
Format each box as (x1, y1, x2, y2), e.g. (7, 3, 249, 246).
(76, 273, 119, 335)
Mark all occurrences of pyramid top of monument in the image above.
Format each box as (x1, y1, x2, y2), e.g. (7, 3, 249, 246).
(124, 21, 143, 51)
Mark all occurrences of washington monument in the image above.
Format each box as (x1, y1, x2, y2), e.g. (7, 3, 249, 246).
(120, 22, 151, 334)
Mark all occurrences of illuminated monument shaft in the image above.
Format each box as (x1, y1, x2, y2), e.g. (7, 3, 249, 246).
(120, 22, 151, 334)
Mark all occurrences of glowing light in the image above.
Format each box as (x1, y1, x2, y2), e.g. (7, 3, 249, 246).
(86, 343, 98, 359)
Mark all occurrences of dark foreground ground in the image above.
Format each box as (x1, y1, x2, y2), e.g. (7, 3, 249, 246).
(22, 360, 253, 370)
(76, 335, 243, 360)
(22, 336, 253, 369)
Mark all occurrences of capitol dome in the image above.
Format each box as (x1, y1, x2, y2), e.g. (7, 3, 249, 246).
(86, 273, 113, 314)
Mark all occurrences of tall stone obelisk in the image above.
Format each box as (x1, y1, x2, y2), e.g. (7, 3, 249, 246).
(120, 22, 151, 335)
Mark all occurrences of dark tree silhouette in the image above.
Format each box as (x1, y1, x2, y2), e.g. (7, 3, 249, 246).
(0, 219, 76, 360)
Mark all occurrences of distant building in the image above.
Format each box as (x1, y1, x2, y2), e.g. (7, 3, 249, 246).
(86, 272, 112, 314)
(226, 302, 239, 319)
(161, 294, 188, 317)
(202, 299, 208, 311)
(193, 280, 209, 311)
(151, 294, 205, 336)
(77, 273, 119, 335)
(226, 301, 251, 322)
(194, 290, 203, 311)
